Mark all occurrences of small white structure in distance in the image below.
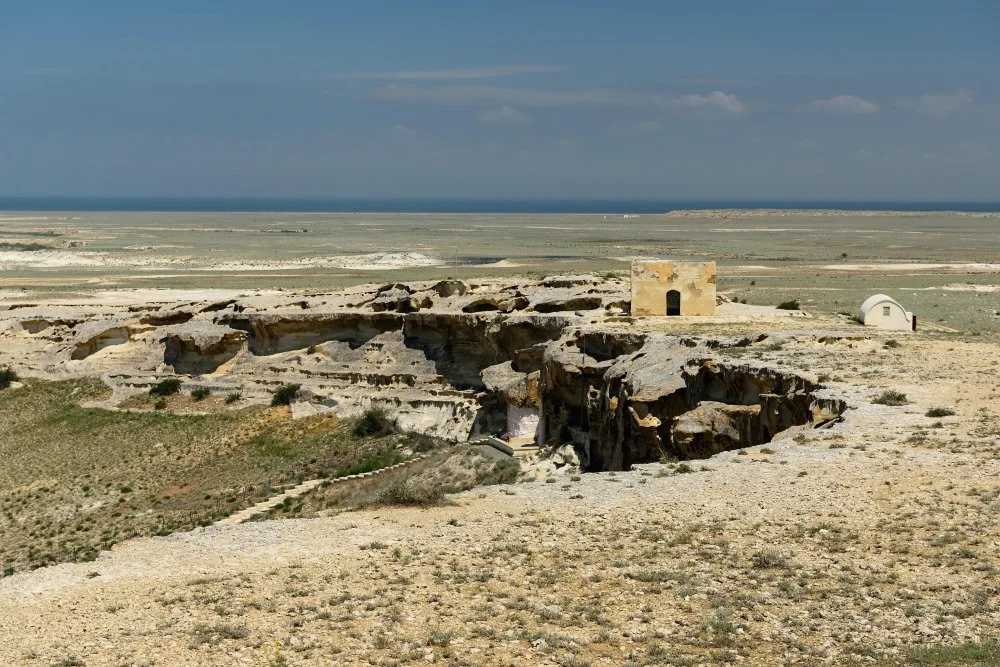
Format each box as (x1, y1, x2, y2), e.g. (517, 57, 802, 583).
(858, 294, 916, 331)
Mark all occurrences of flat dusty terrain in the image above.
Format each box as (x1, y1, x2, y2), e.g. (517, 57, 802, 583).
(1, 210, 999, 332)
(1, 210, 999, 666)
(2, 331, 1000, 665)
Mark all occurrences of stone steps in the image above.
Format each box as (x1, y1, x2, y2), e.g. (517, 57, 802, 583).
(214, 455, 427, 526)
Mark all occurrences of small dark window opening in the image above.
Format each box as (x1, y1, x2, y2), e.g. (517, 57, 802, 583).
(666, 290, 681, 316)
(882, 305, 891, 316)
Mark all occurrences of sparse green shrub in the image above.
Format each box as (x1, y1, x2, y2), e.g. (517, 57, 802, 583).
(907, 640, 1000, 665)
(352, 407, 396, 438)
(626, 569, 689, 583)
(707, 610, 736, 647)
(427, 628, 454, 646)
(751, 549, 788, 569)
(675, 463, 694, 474)
(374, 479, 445, 507)
(189, 621, 249, 647)
(224, 391, 242, 404)
(149, 378, 182, 397)
(190, 387, 211, 401)
(334, 452, 401, 478)
(407, 432, 444, 452)
(776, 300, 800, 310)
(926, 406, 955, 418)
(250, 433, 292, 459)
(872, 390, 908, 406)
(270, 383, 301, 406)
(0, 367, 18, 389)
(477, 455, 520, 486)
(153, 398, 167, 410)
(884, 339, 901, 348)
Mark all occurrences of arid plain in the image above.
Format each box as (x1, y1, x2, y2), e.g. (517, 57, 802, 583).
(1, 209, 999, 333)
(1, 210, 1000, 666)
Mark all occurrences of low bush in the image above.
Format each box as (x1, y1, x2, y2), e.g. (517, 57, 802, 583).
(751, 549, 788, 569)
(224, 391, 242, 404)
(270, 383, 301, 406)
(375, 479, 444, 507)
(908, 640, 1000, 665)
(407, 432, 445, 452)
(925, 406, 955, 418)
(149, 378, 182, 397)
(776, 300, 800, 310)
(0, 242, 47, 251)
(334, 452, 401, 478)
(0, 367, 18, 389)
(352, 407, 396, 438)
(872, 390, 908, 406)
(190, 387, 211, 401)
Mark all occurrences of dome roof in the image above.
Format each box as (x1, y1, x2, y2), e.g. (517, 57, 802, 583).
(858, 293, 904, 321)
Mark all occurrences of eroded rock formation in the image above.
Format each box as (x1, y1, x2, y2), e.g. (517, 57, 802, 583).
(0, 276, 846, 464)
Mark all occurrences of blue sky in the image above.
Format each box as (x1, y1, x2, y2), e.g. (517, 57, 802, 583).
(1, 1, 998, 200)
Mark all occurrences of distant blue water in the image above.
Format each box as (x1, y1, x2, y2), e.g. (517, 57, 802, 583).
(1, 197, 999, 214)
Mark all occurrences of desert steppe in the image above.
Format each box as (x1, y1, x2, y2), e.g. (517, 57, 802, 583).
(1, 209, 999, 666)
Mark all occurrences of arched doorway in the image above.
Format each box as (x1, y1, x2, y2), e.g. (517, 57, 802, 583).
(666, 289, 681, 316)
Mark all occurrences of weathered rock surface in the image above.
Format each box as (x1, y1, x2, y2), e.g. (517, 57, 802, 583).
(0, 277, 846, 462)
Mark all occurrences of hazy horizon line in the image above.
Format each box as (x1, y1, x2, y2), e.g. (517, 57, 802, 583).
(1, 195, 999, 214)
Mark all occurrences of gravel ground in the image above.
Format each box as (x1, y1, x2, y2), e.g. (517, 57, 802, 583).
(2, 335, 1000, 666)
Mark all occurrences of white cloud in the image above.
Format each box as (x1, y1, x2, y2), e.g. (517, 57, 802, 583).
(900, 90, 974, 116)
(331, 65, 568, 80)
(612, 120, 662, 136)
(656, 91, 746, 115)
(374, 84, 646, 107)
(803, 95, 879, 114)
(374, 84, 745, 116)
(477, 106, 530, 124)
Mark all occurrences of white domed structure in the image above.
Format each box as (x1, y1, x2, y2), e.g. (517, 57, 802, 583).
(858, 294, 915, 331)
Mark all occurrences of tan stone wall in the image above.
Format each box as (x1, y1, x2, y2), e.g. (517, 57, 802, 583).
(630, 260, 717, 316)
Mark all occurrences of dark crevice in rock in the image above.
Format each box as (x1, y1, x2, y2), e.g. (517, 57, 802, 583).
(70, 327, 142, 360)
(139, 311, 194, 326)
(199, 300, 238, 313)
(402, 314, 567, 390)
(162, 332, 245, 375)
(221, 313, 404, 355)
(572, 331, 647, 362)
(536, 337, 845, 472)
(531, 296, 603, 313)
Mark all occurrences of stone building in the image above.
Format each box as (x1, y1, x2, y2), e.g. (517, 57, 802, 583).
(858, 294, 915, 331)
(630, 260, 717, 316)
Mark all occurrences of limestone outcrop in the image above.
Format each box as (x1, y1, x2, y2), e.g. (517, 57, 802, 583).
(0, 276, 847, 463)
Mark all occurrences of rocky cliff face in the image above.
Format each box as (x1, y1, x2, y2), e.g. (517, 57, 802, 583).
(518, 330, 845, 471)
(0, 276, 845, 464)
